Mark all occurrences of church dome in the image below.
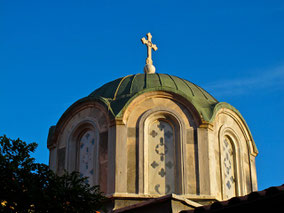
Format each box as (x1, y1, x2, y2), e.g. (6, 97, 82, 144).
(47, 33, 259, 209)
(88, 73, 218, 120)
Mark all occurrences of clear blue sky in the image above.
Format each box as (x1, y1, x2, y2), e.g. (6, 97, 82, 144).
(1, 0, 283, 191)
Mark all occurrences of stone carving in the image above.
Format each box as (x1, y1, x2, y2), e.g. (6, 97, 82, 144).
(157, 123, 165, 131)
(222, 138, 236, 199)
(158, 168, 166, 177)
(154, 184, 161, 194)
(150, 130, 158, 138)
(155, 143, 168, 161)
(166, 161, 173, 169)
(148, 120, 175, 194)
(79, 130, 96, 186)
(160, 137, 164, 145)
(154, 184, 171, 194)
(165, 185, 171, 194)
(85, 133, 90, 139)
(226, 180, 231, 189)
(151, 161, 159, 169)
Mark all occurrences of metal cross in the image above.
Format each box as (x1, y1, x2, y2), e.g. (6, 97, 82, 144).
(141, 32, 158, 65)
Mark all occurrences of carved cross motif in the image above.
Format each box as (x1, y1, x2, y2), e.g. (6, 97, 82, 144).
(223, 138, 235, 194)
(154, 184, 171, 194)
(158, 168, 166, 177)
(151, 161, 159, 169)
(85, 133, 90, 139)
(141, 33, 158, 65)
(79, 131, 96, 187)
(160, 137, 164, 145)
(155, 143, 168, 161)
(166, 161, 173, 169)
(155, 144, 168, 156)
(157, 122, 165, 131)
(150, 130, 158, 138)
(226, 180, 231, 189)
(148, 120, 175, 195)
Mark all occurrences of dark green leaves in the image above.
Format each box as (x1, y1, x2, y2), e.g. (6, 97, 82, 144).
(0, 135, 106, 213)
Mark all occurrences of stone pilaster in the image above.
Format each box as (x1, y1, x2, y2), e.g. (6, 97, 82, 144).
(107, 119, 128, 195)
(197, 124, 211, 196)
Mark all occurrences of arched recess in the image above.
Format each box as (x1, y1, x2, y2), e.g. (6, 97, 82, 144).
(51, 102, 110, 193)
(213, 107, 258, 195)
(212, 105, 258, 156)
(138, 107, 187, 195)
(67, 120, 100, 186)
(121, 91, 201, 128)
(218, 126, 242, 199)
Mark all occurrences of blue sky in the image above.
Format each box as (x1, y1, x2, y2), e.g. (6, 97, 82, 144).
(1, 0, 283, 190)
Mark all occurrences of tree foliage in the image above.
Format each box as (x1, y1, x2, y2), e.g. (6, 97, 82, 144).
(0, 135, 106, 212)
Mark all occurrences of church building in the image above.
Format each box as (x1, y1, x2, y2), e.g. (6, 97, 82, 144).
(47, 33, 258, 212)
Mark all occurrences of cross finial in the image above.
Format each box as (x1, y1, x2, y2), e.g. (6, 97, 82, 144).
(141, 32, 158, 74)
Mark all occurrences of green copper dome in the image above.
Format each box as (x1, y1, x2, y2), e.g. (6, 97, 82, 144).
(48, 73, 257, 154)
(88, 73, 218, 120)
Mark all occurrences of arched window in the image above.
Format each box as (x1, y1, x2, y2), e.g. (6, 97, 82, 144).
(66, 122, 100, 187)
(221, 137, 236, 199)
(139, 108, 186, 195)
(147, 119, 175, 194)
(77, 129, 99, 186)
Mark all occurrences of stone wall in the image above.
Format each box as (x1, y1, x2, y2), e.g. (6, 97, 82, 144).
(48, 91, 258, 209)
